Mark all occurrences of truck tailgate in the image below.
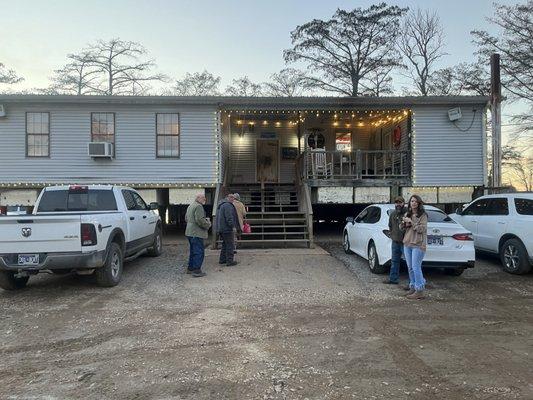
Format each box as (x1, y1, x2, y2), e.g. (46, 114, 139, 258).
(0, 215, 83, 253)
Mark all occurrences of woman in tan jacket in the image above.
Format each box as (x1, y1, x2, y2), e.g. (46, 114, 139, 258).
(401, 194, 428, 299)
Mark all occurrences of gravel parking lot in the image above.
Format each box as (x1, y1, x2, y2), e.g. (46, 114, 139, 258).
(1, 231, 532, 400)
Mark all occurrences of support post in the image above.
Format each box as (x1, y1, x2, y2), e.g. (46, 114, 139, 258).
(491, 53, 502, 189)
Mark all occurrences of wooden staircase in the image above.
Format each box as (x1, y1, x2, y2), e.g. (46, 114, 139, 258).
(228, 185, 311, 248)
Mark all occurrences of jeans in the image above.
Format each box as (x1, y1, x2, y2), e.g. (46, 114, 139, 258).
(219, 232, 235, 264)
(403, 245, 426, 291)
(389, 241, 403, 283)
(187, 236, 205, 271)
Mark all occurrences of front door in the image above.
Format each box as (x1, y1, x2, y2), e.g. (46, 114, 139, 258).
(256, 139, 279, 183)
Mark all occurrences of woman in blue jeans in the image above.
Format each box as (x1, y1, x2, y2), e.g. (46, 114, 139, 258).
(401, 195, 428, 299)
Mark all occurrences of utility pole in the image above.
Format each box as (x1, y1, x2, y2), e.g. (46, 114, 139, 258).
(490, 53, 502, 189)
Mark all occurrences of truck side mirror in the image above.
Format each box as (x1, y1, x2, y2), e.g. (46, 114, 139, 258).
(149, 202, 159, 210)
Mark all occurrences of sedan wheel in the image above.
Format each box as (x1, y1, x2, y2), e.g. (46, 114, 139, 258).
(368, 242, 387, 274)
(343, 232, 352, 254)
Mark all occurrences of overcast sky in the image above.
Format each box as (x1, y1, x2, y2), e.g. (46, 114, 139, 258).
(1, 0, 524, 147)
(2, 0, 496, 89)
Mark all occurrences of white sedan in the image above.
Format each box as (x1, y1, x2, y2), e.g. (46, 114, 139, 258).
(343, 204, 475, 276)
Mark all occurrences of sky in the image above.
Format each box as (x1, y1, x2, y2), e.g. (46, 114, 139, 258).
(0, 0, 526, 153)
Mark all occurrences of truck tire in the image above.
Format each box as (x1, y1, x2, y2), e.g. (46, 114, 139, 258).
(445, 267, 465, 276)
(500, 238, 531, 275)
(0, 271, 29, 290)
(95, 242, 123, 287)
(146, 226, 163, 257)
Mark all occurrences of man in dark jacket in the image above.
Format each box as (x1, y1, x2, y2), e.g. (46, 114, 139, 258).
(216, 194, 240, 266)
(383, 196, 406, 284)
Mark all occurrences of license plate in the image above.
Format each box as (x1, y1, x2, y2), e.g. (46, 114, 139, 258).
(427, 235, 444, 246)
(18, 254, 39, 265)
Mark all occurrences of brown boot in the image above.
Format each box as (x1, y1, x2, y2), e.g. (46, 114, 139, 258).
(405, 288, 415, 296)
(406, 290, 425, 300)
(402, 285, 411, 291)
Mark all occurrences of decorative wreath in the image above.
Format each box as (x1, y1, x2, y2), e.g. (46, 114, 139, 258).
(393, 126, 402, 147)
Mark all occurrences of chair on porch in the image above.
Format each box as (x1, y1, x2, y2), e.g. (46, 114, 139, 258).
(310, 149, 333, 179)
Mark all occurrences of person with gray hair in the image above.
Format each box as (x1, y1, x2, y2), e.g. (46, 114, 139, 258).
(184, 193, 211, 277)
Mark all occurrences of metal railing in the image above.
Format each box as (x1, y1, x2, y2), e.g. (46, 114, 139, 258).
(298, 149, 410, 181)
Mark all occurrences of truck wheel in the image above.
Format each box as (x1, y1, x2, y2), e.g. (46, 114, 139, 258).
(95, 242, 123, 287)
(445, 267, 465, 276)
(146, 227, 163, 257)
(500, 238, 531, 275)
(0, 271, 29, 290)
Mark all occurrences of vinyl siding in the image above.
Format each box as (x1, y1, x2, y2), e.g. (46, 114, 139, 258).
(0, 103, 218, 185)
(412, 105, 486, 186)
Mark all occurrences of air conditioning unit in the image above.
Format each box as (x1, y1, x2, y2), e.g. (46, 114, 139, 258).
(88, 142, 114, 158)
(0, 104, 6, 118)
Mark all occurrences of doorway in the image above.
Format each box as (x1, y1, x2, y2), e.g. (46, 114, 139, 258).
(256, 139, 279, 183)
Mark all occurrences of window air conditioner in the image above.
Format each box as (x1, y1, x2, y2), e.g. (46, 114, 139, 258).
(88, 142, 114, 158)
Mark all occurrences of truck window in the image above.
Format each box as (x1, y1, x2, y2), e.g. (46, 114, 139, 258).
(37, 190, 117, 212)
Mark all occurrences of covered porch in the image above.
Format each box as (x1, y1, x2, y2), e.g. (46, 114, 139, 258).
(220, 104, 412, 187)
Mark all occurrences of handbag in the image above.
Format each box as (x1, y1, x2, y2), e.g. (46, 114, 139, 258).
(242, 222, 251, 234)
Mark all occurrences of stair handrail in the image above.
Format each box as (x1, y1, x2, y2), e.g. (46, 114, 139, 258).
(295, 157, 314, 248)
(211, 156, 229, 248)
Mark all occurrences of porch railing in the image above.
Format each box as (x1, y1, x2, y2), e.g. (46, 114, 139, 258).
(298, 149, 410, 181)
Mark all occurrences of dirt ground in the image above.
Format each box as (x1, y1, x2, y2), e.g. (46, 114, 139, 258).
(1, 230, 532, 400)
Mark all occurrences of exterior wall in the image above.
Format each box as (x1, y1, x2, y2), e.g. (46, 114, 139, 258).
(0, 102, 218, 185)
(229, 118, 298, 184)
(412, 105, 486, 186)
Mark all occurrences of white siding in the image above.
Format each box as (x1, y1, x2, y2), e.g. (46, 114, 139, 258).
(0, 103, 218, 185)
(412, 105, 486, 186)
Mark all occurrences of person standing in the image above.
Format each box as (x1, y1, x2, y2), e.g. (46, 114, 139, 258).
(216, 194, 239, 266)
(232, 193, 247, 252)
(185, 193, 211, 278)
(402, 194, 428, 299)
(383, 196, 406, 285)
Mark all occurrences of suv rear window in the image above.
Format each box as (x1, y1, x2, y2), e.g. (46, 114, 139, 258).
(38, 190, 117, 212)
(514, 198, 533, 215)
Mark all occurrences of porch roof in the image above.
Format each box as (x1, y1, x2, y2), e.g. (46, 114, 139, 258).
(0, 94, 489, 108)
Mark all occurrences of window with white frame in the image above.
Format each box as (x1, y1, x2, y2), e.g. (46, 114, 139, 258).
(156, 113, 180, 158)
(26, 112, 50, 157)
(91, 112, 115, 145)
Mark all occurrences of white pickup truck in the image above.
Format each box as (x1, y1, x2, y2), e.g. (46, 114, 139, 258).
(450, 193, 533, 274)
(0, 185, 163, 290)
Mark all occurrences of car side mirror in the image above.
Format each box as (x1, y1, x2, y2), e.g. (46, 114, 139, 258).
(346, 217, 354, 224)
(149, 202, 158, 210)
(454, 207, 462, 215)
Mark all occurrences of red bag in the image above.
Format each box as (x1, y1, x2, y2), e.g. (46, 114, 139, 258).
(243, 222, 251, 234)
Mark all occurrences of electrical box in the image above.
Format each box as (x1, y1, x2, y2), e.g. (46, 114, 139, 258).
(448, 107, 462, 121)
(0, 104, 6, 118)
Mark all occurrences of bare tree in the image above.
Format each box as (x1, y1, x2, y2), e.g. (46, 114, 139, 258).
(284, 3, 408, 96)
(87, 38, 167, 95)
(0, 62, 23, 88)
(172, 70, 221, 96)
(398, 9, 447, 96)
(49, 51, 101, 95)
(360, 66, 395, 96)
(472, 1, 533, 142)
(502, 145, 533, 190)
(423, 62, 491, 96)
(225, 76, 262, 96)
(263, 68, 311, 97)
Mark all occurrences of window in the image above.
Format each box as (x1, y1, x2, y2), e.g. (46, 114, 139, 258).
(122, 190, 147, 211)
(488, 198, 509, 216)
(360, 206, 381, 224)
(37, 190, 117, 212)
(515, 198, 533, 215)
(131, 192, 148, 210)
(463, 199, 491, 216)
(91, 113, 115, 146)
(335, 131, 351, 151)
(426, 210, 455, 223)
(156, 113, 180, 157)
(26, 112, 50, 157)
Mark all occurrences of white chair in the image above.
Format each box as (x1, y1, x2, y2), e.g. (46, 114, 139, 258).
(311, 149, 333, 178)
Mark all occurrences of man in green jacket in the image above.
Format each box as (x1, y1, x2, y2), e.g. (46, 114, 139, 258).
(185, 193, 211, 277)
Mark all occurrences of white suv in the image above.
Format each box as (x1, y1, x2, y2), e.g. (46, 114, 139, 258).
(450, 193, 533, 274)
